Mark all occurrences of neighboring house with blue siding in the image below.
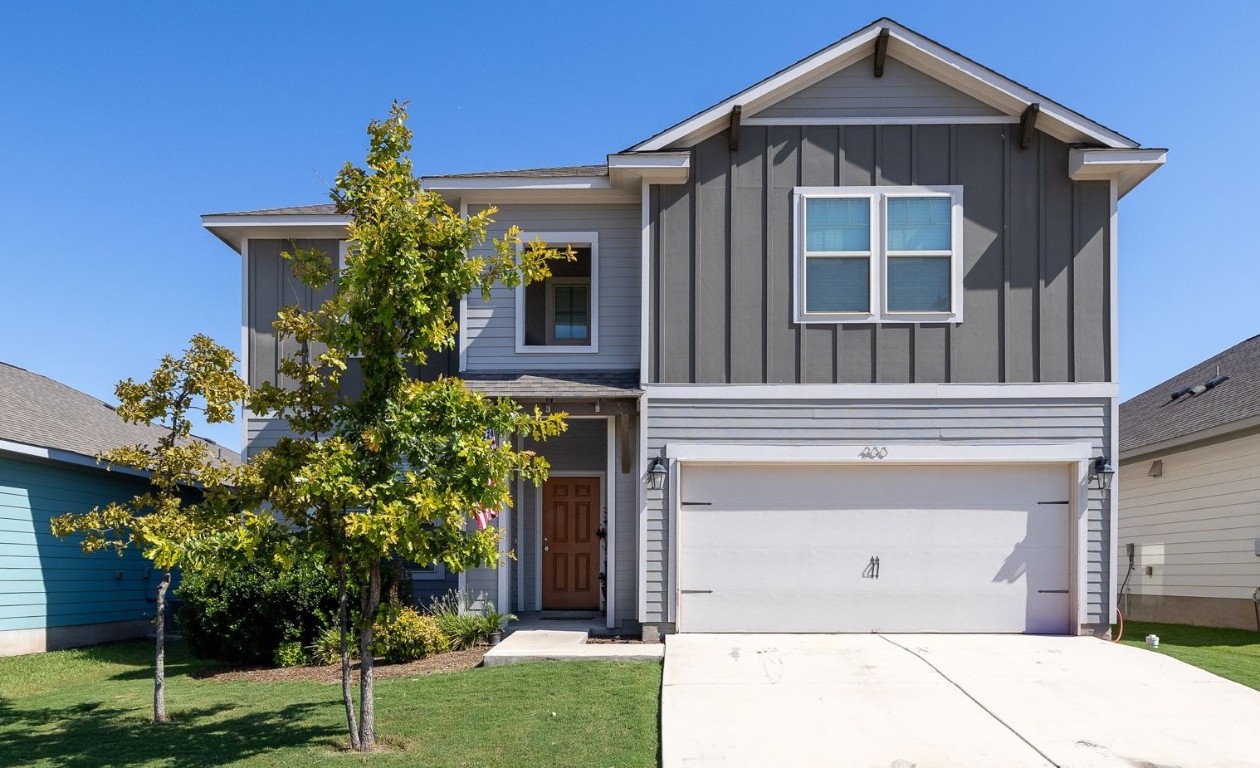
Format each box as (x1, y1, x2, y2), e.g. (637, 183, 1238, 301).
(0, 362, 238, 656)
(204, 18, 1163, 639)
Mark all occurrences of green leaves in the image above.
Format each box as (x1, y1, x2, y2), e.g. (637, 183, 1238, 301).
(49, 336, 250, 573)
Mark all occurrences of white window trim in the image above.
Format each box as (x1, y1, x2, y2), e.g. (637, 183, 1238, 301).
(408, 562, 447, 581)
(514, 231, 600, 354)
(793, 185, 964, 324)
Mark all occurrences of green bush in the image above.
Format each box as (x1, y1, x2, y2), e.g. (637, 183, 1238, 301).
(374, 607, 449, 662)
(309, 625, 358, 667)
(176, 549, 341, 665)
(273, 641, 308, 668)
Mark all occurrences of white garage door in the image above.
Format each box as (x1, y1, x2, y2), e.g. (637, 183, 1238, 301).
(677, 463, 1072, 634)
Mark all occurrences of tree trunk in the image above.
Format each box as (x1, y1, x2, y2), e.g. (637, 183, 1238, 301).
(356, 558, 382, 751)
(338, 562, 361, 751)
(153, 570, 171, 723)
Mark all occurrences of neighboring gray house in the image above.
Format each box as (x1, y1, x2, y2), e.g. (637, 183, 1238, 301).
(0, 362, 239, 655)
(203, 18, 1164, 638)
(1117, 335, 1260, 630)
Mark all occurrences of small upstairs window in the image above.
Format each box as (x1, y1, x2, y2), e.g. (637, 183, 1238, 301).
(516, 233, 599, 353)
(794, 186, 963, 323)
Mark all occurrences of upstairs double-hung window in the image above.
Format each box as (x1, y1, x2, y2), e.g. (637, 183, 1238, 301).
(516, 232, 599, 352)
(794, 186, 963, 323)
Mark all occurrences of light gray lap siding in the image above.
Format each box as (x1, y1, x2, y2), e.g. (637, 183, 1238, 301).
(752, 56, 1005, 119)
(649, 125, 1111, 384)
(463, 204, 640, 372)
(642, 396, 1112, 627)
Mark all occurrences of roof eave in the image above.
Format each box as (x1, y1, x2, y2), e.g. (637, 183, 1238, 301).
(1120, 413, 1260, 462)
(200, 213, 351, 254)
(1069, 148, 1168, 198)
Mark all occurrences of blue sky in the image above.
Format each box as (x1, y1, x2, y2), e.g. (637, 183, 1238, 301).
(2, 1, 1256, 451)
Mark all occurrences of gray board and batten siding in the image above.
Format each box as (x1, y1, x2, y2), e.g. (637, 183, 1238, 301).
(641, 396, 1114, 630)
(649, 124, 1111, 385)
(245, 238, 457, 458)
(752, 55, 1005, 119)
(462, 203, 641, 372)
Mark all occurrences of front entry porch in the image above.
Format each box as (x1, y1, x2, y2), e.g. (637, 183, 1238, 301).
(457, 371, 641, 634)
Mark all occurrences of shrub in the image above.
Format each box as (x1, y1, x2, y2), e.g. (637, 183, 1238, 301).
(374, 607, 449, 661)
(274, 641, 308, 668)
(426, 590, 509, 649)
(176, 548, 341, 664)
(309, 625, 358, 667)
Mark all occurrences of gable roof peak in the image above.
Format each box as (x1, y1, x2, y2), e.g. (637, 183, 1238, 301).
(629, 17, 1140, 153)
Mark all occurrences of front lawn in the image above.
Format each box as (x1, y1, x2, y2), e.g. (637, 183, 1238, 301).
(0, 641, 661, 767)
(1116, 620, 1260, 691)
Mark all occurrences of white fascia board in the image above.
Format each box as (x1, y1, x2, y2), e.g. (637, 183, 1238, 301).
(665, 441, 1096, 465)
(1119, 414, 1260, 462)
(630, 25, 884, 151)
(607, 152, 691, 185)
(201, 215, 350, 253)
(0, 439, 152, 479)
(643, 382, 1118, 400)
(630, 19, 1139, 152)
(1069, 148, 1168, 198)
(883, 27, 1137, 149)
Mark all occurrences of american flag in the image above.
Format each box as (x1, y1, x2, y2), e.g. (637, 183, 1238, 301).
(474, 428, 500, 531)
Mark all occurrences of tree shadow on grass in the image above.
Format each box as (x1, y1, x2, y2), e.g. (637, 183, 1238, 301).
(0, 697, 341, 768)
(73, 641, 225, 683)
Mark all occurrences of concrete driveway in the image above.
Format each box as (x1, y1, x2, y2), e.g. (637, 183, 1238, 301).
(662, 634, 1260, 767)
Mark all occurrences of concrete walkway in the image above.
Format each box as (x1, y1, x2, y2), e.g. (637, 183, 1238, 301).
(663, 634, 1260, 767)
(482, 629, 663, 667)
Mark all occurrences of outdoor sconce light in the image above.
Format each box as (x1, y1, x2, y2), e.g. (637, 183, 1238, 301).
(1090, 456, 1115, 491)
(646, 456, 667, 491)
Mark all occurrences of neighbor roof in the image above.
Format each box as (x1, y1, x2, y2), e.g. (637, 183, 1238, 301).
(0, 362, 240, 468)
(1120, 334, 1260, 457)
(462, 370, 640, 400)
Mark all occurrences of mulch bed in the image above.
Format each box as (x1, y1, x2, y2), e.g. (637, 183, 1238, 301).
(198, 648, 487, 684)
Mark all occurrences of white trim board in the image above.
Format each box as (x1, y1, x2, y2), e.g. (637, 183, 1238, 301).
(0, 439, 152, 480)
(604, 416, 617, 629)
(742, 116, 1018, 126)
(532, 470, 608, 614)
(643, 382, 1118, 400)
(514, 231, 600, 355)
(664, 442, 1095, 632)
(664, 442, 1095, 465)
(629, 19, 1139, 153)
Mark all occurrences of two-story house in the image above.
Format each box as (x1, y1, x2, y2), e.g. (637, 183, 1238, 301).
(203, 18, 1164, 640)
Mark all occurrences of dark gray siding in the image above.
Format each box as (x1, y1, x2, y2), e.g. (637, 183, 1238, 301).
(753, 56, 1004, 119)
(643, 396, 1112, 628)
(649, 126, 1111, 384)
(246, 239, 339, 390)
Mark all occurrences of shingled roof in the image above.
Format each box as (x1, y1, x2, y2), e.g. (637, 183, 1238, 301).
(462, 370, 640, 400)
(1120, 334, 1260, 457)
(0, 362, 240, 468)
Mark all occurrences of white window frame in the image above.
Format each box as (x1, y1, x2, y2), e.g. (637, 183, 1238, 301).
(793, 186, 964, 324)
(514, 231, 600, 354)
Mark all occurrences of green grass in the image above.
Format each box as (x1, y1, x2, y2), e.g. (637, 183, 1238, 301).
(1116, 620, 1260, 691)
(0, 642, 661, 767)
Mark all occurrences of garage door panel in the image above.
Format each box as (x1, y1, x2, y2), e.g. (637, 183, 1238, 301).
(678, 464, 1072, 634)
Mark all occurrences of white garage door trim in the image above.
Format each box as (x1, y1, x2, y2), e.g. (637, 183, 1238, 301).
(665, 442, 1095, 632)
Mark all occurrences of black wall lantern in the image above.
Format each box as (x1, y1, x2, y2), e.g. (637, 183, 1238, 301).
(1090, 456, 1115, 491)
(646, 456, 667, 491)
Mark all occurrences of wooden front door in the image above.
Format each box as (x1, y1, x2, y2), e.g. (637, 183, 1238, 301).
(542, 476, 601, 610)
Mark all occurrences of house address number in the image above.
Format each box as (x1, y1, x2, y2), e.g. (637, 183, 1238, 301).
(859, 446, 889, 459)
